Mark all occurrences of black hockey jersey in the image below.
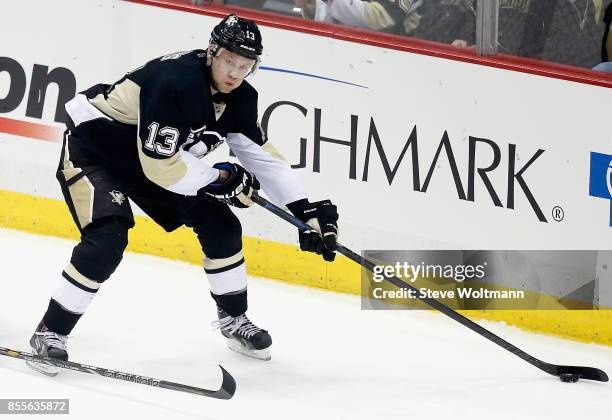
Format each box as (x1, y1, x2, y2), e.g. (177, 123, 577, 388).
(64, 50, 304, 205)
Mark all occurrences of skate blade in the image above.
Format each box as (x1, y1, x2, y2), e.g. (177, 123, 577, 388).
(25, 360, 59, 377)
(227, 338, 271, 361)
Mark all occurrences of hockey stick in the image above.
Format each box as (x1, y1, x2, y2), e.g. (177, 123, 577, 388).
(0, 346, 236, 399)
(251, 193, 609, 383)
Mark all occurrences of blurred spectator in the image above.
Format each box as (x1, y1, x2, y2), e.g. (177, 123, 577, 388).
(225, 0, 267, 7)
(189, 0, 267, 7)
(187, 0, 611, 69)
(593, 1, 612, 71)
(410, 0, 475, 47)
(294, 0, 423, 35)
(538, 0, 611, 68)
(189, 0, 294, 16)
(412, 0, 553, 54)
(413, 0, 612, 69)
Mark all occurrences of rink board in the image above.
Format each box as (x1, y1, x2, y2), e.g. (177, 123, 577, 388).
(1, 0, 611, 344)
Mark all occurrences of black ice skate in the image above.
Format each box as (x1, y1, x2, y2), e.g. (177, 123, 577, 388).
(26, 322, 68, 377)
(213, 309, 272, 361)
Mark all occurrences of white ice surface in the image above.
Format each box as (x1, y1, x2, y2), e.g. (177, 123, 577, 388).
(0, 228, 611, 420)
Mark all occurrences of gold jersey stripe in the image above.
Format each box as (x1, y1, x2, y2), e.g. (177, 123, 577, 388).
(137, 137, 188, 188)
(90, 79, 140, 125)
(64, 262, 101, 290)
(204, 250, 244, 270)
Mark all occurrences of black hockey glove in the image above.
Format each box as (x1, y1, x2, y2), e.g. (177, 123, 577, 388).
(202, 162, 260, 208)
(287, 199, 339, 262)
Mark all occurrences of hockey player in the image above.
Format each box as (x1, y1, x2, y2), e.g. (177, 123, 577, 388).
(28, 14, 339, 375)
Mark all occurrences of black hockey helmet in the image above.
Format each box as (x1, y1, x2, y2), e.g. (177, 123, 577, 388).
(210, 14, 263, 61)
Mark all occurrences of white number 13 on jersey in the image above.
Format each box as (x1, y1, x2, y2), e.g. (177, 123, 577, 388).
(144, 122, 179, 156)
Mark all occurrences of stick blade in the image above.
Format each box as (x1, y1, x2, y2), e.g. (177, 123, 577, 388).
(562, 366, 609, 382)
(544, 363, 609, 382)
(211, 365, 237, 399)
(162, 365, 237, 399)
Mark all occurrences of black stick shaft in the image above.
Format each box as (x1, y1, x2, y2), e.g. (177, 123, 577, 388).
(252, 193, 608, 382)
(0, 346, 236, 399)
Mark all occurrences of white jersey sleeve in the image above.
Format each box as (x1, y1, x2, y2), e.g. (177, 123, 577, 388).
(226, 132, 307, 206)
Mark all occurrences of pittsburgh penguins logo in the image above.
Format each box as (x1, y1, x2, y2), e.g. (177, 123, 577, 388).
(184, 128, 226, 159)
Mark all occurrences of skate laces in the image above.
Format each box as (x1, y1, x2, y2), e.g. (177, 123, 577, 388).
(36, 331, 68, 351)
(211, 316, 234, 331)
(212, 315, 263, 339)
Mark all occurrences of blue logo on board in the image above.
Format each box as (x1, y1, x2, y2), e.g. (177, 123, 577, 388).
(589, 152, 612, 227)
